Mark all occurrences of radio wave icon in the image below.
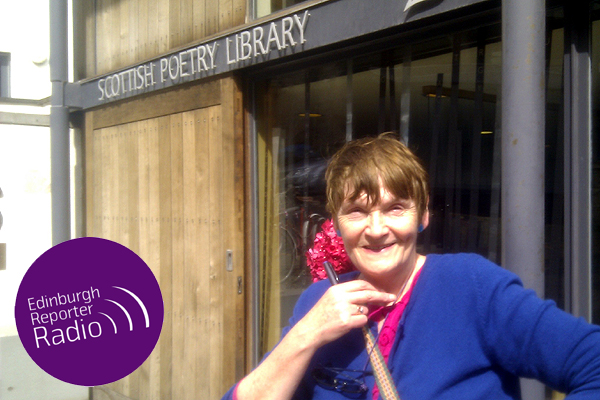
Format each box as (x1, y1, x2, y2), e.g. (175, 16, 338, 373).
(99, 286, 150, 334)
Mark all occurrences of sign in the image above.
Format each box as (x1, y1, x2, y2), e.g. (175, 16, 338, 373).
(77, 0, 489, 110)
(96, 10, 309, 103)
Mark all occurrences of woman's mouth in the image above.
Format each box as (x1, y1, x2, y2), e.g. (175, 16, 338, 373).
(363, 243, 395, 252)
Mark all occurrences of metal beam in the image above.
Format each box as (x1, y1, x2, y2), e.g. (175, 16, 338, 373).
(501, 0, 546, 398)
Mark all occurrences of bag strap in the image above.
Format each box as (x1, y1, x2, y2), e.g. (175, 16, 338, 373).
(362, 325, 402, 400)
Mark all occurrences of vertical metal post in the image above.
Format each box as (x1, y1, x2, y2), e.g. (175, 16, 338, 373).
(468, 39, 485, 252)
(346, 59, 353, 142)
(249, 82, 260, 367)
(563, 2, 592, 322)
(50, 0, 71, 245)
(444, 37, 461, 252)
(502, 0, 546, 398)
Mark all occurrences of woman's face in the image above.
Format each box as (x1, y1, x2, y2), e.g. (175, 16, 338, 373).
(335, 185, 427, 283)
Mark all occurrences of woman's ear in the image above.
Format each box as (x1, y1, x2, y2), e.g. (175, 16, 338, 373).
(332, 216, 342, 237)
(421, 197, 430, 230)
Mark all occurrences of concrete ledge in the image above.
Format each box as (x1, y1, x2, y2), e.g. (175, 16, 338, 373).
(0, 97, 51, 107)
(0, 112, 50, 127)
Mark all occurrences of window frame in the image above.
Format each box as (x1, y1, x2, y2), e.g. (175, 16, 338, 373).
(0, 52, 10, 98)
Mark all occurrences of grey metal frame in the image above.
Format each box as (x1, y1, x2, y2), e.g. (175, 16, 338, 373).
(563, 1, 593, 321)
(0, 52, 10, 97)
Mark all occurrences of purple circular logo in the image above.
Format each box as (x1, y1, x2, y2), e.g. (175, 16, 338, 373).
(15, 237, 163, 386)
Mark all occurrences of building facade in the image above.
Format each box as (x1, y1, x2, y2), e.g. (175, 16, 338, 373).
(66, 0, 599, 399)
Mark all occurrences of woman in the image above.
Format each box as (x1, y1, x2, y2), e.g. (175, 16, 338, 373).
(222, 134, 600, 399)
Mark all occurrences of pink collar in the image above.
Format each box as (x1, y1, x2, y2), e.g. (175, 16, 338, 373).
(369, 268, 423, 400)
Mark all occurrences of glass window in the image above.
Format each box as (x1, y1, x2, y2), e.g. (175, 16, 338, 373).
(254, 29, 509, 355)
(254, 17, 570, 358)
(255, 0, 311, 19)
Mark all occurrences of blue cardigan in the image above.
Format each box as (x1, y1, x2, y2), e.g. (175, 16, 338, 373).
(222, 253, 600, 399)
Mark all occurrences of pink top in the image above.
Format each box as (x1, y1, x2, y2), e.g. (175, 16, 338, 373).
(368, 268, 423, 400)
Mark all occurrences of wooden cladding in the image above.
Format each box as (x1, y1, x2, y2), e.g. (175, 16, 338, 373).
(85, 0, 246, 77)
(85, 78, 246, 399)
(92, 78, 222, 129)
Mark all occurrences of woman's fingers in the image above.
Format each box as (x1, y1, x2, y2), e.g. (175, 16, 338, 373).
(329, 280, 396, 307)
(336, 279, 382, 292)
(297, 280, 396, 346)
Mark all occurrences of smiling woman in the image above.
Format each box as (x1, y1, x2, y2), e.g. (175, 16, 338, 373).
(241, 14, 600, 396)
(222, 134, 600, 400)
(252, 40, 506, 358)
(328, 135, 429, 294)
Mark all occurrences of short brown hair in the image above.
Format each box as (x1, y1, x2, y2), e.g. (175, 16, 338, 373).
(325, 133, 429, 219)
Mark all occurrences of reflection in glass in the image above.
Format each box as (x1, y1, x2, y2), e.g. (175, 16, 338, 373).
(255, 22, 569, 356)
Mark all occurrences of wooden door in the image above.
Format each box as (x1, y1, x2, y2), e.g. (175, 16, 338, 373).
(85, 78, 245, 400)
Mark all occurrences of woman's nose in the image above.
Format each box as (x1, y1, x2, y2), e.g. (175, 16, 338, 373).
(367, 211, 388, 236)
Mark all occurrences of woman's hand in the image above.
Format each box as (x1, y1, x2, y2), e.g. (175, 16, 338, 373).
(235, 280, 395, 400)
(293, 280, 396, 349)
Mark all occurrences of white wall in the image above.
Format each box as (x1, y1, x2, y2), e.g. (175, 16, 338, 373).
(0, 0, 51, 100)
(0, 1, 87, 399)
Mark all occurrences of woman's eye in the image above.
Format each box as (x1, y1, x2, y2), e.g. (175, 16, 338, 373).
(343, 206, 366, 216)
(391, 204, 405, 212)
(349, 208, 365, 214)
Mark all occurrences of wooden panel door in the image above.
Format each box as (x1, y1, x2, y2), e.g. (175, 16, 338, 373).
(86, 99, 245, 399)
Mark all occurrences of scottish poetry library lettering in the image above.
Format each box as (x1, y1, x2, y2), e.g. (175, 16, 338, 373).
(97, 10, 310, 101)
